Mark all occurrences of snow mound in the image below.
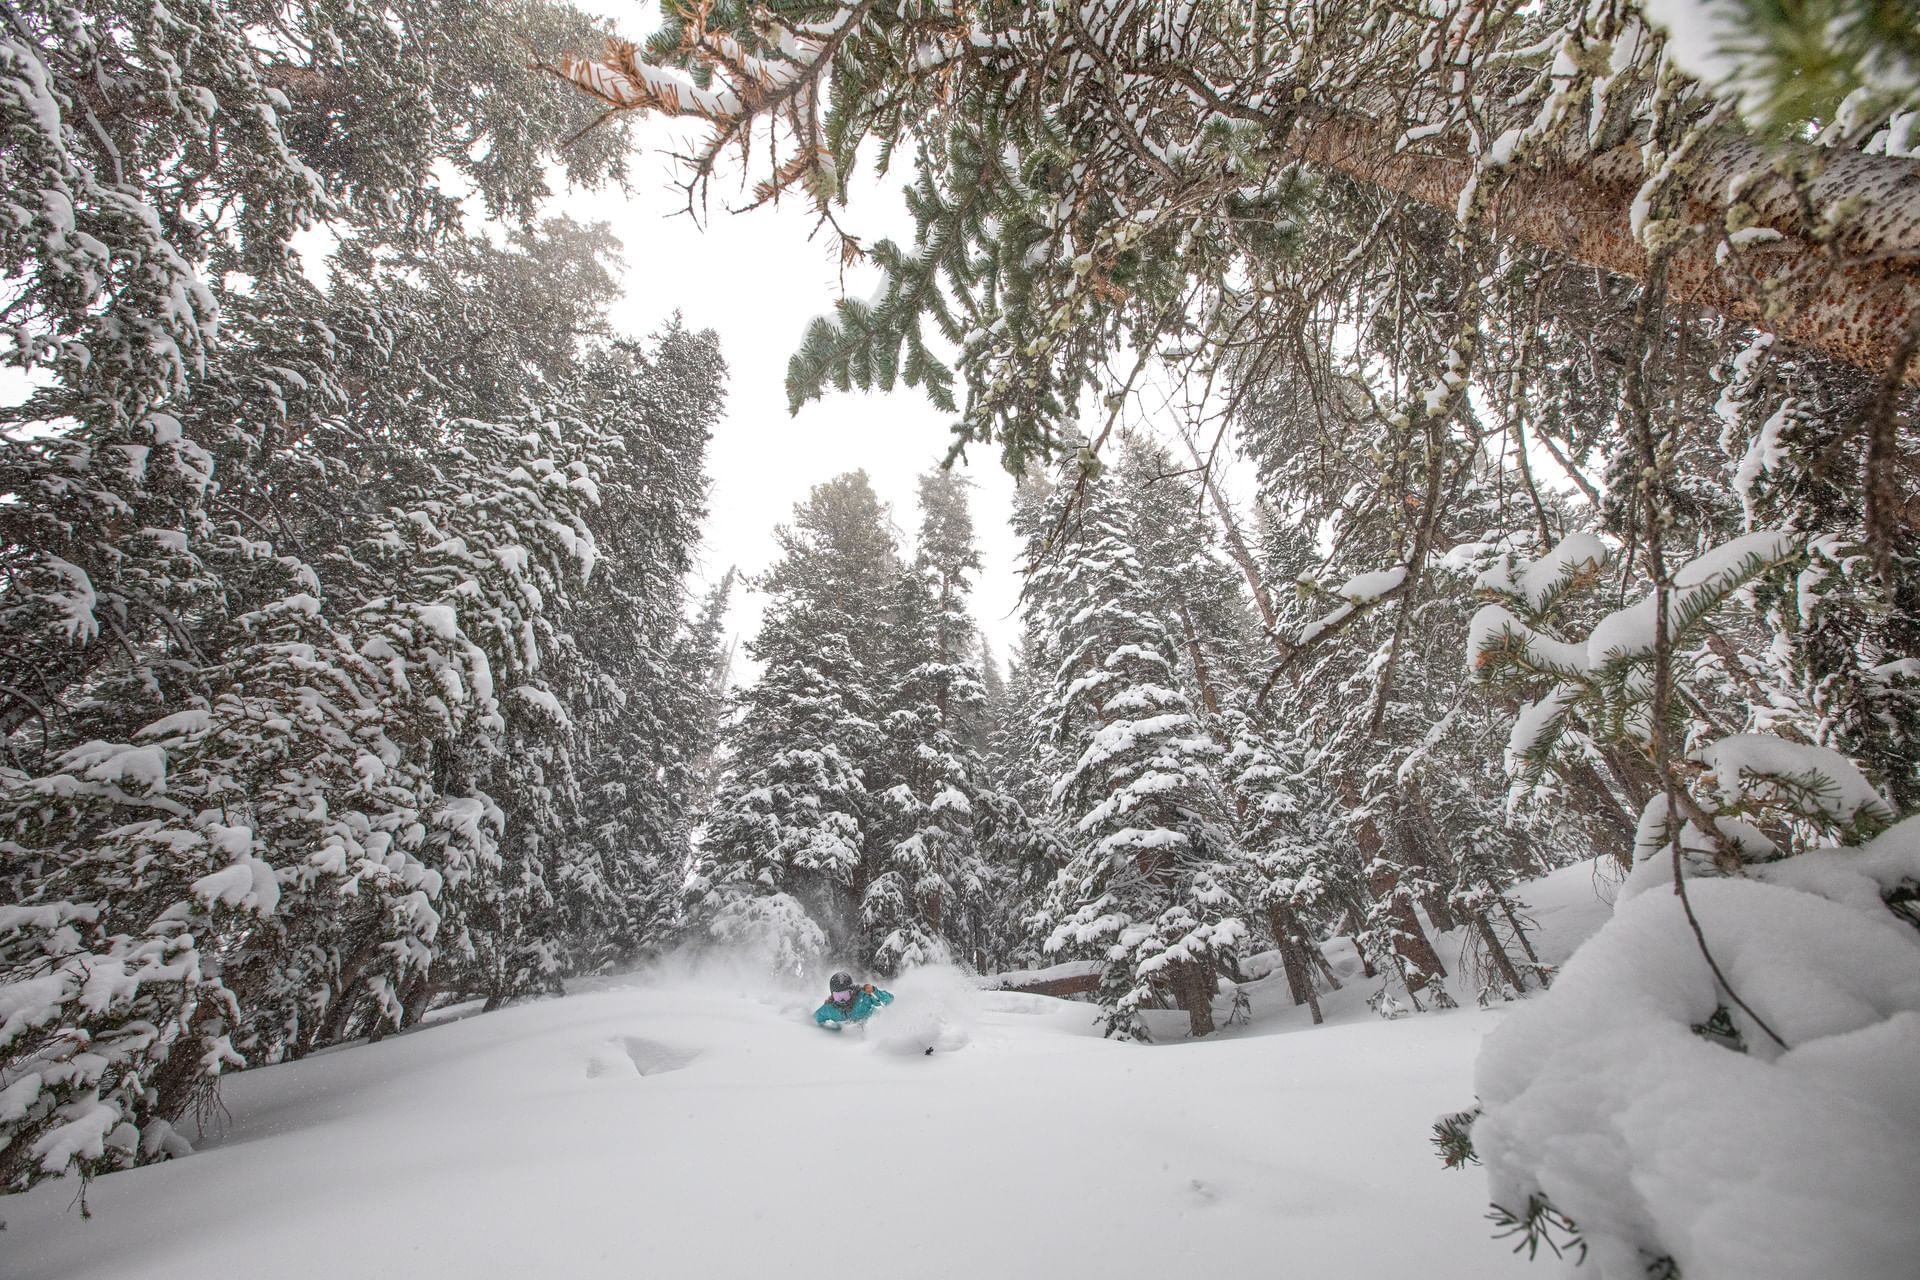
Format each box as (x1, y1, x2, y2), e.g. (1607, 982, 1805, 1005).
(975, 990, 1065, 1016)
(1474, 871, 1920, 1279)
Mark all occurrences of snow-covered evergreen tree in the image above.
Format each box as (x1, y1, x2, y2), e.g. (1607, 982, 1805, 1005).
(0, 19, 715, 1181)
(560, 328, 727, 974)
(1027, 454, 1249, 1039)
(689, 473, 897, 968)
(861, 472, 995, 972)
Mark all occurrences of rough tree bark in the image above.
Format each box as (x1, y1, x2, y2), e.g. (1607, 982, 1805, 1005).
(561, 18, 1920, 380)
(1267, 899, 1325, 1024)
(1339, 775, 1448, 994)
(1173, 959, 1218, 1038)
(1475, 911, 1529, 995)
(1400, 781, 1460, 933)
(1287, 107, 1920, 379)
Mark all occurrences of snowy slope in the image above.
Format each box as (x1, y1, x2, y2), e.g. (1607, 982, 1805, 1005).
(1220, 855, 1623, 1040)
(1504, 854, 1623, 968)
(2, 871, 1624, 1280)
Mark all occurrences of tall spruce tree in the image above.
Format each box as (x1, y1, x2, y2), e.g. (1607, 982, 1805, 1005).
(560, 331, 728, 975)
(862, 472, 996, 971)
(1026, 452, 1249, 1039)
(689, 473, 897, 968)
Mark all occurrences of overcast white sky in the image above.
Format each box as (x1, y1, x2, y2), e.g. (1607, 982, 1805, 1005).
(549, 3, 1030, 679)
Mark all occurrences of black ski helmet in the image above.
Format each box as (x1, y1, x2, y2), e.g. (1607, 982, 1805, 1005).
(829, 971, 855, 1000)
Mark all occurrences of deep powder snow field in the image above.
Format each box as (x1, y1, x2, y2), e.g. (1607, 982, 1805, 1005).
(2, 864, 1622, 1280)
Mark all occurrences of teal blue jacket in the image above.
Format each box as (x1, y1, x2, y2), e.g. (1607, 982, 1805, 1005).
(815, 987, 893, 1025)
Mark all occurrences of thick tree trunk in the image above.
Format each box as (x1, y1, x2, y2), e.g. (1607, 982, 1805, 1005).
(1365, 857, 1449, 991)
(1340, 776, 1448, 993)
(400, 973, 437, 1029)
(1173, 960, 1217, 1038)
(1308, 935, 1343, 990)
(572, 17, 1920, 378)
(1497, 893, 1551, 988)
(1342, 914, 1379, 979)
(1474, 910, 1529, 995)
(1287, 107, 1920, 379)
(300, 920, 388, 1056)
(1567, 758, 1642, 869)
(1266, 900, 1324, 1024)
(313, 982, 366, 1049)
(1175, 593, 1226, 721)
(1399, 782, 1459, 933)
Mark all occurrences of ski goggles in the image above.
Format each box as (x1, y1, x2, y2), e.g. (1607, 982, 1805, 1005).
(830, 989, 854, 1002)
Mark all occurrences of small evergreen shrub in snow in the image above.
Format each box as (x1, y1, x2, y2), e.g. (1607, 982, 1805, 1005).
(1460, 530, 1920, 1278)
(1470, 826, 1920, 1278)
(1430, 1107, 1481, 1171)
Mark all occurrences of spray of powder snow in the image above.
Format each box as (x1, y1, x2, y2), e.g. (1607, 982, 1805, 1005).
(574, 928, 983, 1051)
(859, 964, 977, 1055)
(573, 929, 821, 1018)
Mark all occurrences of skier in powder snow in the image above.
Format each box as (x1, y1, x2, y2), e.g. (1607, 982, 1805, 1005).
(815, 971, 893, 1028)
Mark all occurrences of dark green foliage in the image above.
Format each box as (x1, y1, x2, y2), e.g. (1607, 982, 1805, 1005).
(1431, 1107, 1482, 1170)
(1701, 0, 1920, 133)
(1489, 1193, 1588, 1265)
(1690, 1005, 1750, 1053)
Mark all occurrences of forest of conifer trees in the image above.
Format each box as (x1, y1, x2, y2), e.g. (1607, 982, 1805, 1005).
(569, 0, 1920, 1269)
(0, 0, 733, 1188)
(5, 0, 1918, 1275)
